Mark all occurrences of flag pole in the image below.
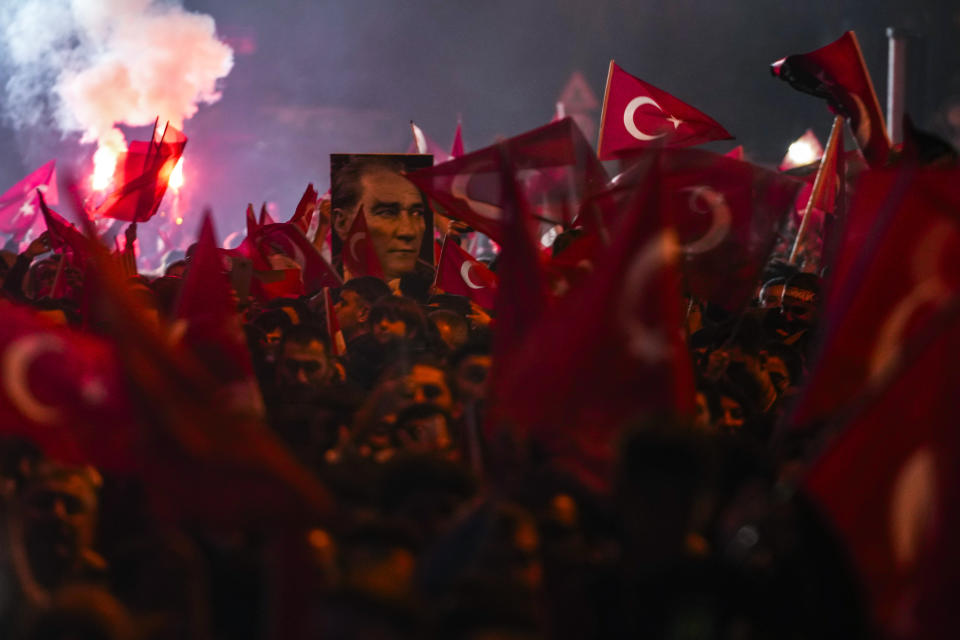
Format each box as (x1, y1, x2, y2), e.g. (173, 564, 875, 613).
(595, 60, 615, 159)
(789, 115, 843, 265)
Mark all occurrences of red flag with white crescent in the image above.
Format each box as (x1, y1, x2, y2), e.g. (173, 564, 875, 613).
(435, 235, 498, 310)
(771, 31, 891, 168)
(493, 157, 695, 490)
(597, 61, 733, 160)
(342, 206, 384, 279)
(408, 118, 607, 243)
(288, 183, 318, 234)
(804, 298, 960, 639)
(252, 222, 342, 294)
(600, 148, 802, 311)
(789, 168, 960, 432)
(0, 160, 57, 236)
(0, 302, 136, 470)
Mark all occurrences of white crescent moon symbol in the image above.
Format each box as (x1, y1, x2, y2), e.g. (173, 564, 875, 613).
(3, 334, 63, 425)
(870, 221, 953, 381)
(349, 232, 366, 264)
(223, 230, 243, 249)
(619, 231, 680, 363)
(849, 94, 872, 149)
(679, 186, 732, 255)
(450, 173, 503, 220)
(890, 447, 936, 569)
(623, 96, 668, 142)
(460, 262, 483, 289)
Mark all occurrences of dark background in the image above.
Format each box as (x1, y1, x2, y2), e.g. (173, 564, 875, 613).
(2, 0, 959, 237)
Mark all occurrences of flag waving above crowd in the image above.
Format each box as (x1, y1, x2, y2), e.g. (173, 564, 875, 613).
(598, 61, 733, 159)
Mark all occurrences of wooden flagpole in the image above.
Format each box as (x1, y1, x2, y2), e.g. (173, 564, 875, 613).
(789, 114, 844, 265)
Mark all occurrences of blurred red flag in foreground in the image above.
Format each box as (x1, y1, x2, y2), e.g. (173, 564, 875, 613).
(789, 168, 960, 432)
(491, 152, 694, 490)
(805, 300, 960, 639)
(598, 61, 732, 160)
(0, 302, 136, 470)
(21, 188, 333, 525)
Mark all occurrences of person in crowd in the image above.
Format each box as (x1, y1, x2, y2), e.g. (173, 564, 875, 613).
(14, 462, 106, 592)
(334, 276, 392, 344)
(428, 308, 470, 355)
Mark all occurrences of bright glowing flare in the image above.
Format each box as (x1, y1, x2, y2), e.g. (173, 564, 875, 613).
(169, 158, 184, 192)
(91, 145, 120, 191)
(786, 140, 818, 167)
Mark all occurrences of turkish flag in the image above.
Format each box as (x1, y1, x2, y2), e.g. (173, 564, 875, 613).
(252, 268, 303, 301)
(288, 183, 318, 234)
(95, 122, 186, 222)
(0, 302, 137, 470)
(408, 118, 607, 243)
(0, 160, 57, 236)
(258, 203, 276, 226)
(491, 159, 695, 490)
(450, 121, 465, 158)
(435, 235, 498, 310)
(341, 206, 384, 279)
(805, 304, 960, 639)
(409, 121, 452, 164)
(252, 222, 342, 293)
(38, 192, 92, 267)
(227, 203, 270, 272)
(724, 145, 745, 161)
(246, 202, 260, 237)
(69, 207, 334, 525)
(771, 31, 890, 168)
(489, 145, 550, 361)
(597, 61, 733, 160)
(175, 214, 262, 397)
(604, 148, 802, 311)
(545, 230, 603, 298)
(789, 168, 960, 432)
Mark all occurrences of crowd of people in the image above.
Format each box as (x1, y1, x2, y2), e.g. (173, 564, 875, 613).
(0, 121, 954, 640)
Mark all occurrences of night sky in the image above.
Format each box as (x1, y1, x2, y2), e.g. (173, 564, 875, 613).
(2, 0, 958, 236)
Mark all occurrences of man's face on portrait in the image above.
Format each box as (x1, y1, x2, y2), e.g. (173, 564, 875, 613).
(346, 169, 427, 279)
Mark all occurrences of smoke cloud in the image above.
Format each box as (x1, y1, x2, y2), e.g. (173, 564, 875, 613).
(1, 0, 233, 153)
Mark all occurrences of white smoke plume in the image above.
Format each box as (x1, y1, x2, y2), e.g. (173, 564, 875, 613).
(1, 0, 233, 156)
